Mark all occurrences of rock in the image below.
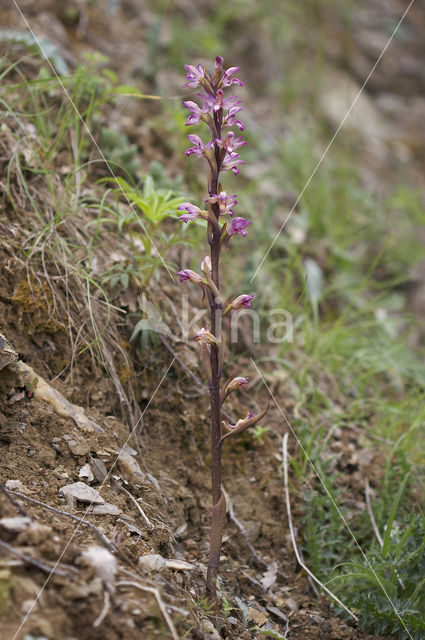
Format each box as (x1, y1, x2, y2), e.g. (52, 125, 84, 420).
(15, 361, 104, 432)
(90, 503, 121, 516)
(81, 546, 117, 593)
(266, 605, 289, 624)
(68, 439, 89, 456)
(201, 619, 221, 639)
(117, 517, 142, 535)
(5, 479, 24, 491)
(138, 554, 167, 572)
(0, 516, 32, 532)
(0, 334, 18, 371)
(138, 554, 196, 573)
(90, 457, 107, 482)
(117, 452, 145, 483)
(248, 607, 268, 626)
(79, 463, 94, 482)
(59, 481, 104, 504)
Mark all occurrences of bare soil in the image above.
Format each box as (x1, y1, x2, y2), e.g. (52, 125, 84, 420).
(1, 0, 423, 638)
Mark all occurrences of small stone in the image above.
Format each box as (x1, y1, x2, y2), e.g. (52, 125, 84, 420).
(52, 467, 70, 480)
(64, 494, 76, 509)
(59, 482, 103, 504)
(21, 598, 38, 614)
(138, 554, 167, 572)
(68, 439, 89, 456)
(79, 463, 94, 482)
(90, 457, 107, 482)
(248, 607, 268, 626)
(0, 516, 32, 532)
(118, 452, 145, 483)
(201, 619, 221, 639)
(117, 517, 142, 535)
(5, 479, 24, 491)
(90, 503, 121, 516)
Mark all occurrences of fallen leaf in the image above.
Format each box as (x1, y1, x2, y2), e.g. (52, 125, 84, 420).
(261, 561, 278, 591)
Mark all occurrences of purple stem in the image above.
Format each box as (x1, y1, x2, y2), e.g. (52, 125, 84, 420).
(206, 101, 225, 603)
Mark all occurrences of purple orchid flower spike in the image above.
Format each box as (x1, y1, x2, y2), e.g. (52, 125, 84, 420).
(178, 57, 268, 612)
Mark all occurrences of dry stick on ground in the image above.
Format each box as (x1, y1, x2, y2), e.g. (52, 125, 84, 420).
(0, 481, 28, 516)
(282, 433, 359, 622)
(110, 479, 154, 530)
(93, 590, 111, 628)
(7, 490, 116, 551)
(118, 574, 179, 640)
(364, 477, 406, 589)
(6, 488, 152, 575)
(0, 539, 73, 578)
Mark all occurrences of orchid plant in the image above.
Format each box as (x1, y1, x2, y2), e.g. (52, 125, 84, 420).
(177, 57, 269, 609)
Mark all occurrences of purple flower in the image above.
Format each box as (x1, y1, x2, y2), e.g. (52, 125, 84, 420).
(178, 203, 202, 223)
(183, 64, 205, 88)
(206, 191, 238, 216)
(198, 92, 241, 113)
(221, 66, 244, 88)
(215, 131, 246, 155)
(185, 134, 213, 158)
(177, 269, 203, 284)
(183, 101, 211, 127)
(231, 294, 254, 309)
(227, 217, 251, 237)
(221, 151, 246, 175)
(223, 105, 245, 131)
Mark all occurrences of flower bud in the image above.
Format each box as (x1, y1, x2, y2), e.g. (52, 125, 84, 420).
(177, 269, 203, 284)
(193, 328, 217, 345)
(230, 294, 254, 310)
(201, 255, 212, 273)
(225, 377, 249, 393)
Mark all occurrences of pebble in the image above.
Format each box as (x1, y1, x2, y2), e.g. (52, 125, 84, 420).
(90, 503, 121, 516)
(5, 479, 24, 491)
(68, 439, 89, 456)
(59, 481, 104, 504)
(0, 516, 32, 532)
(79, 463, 94, 482)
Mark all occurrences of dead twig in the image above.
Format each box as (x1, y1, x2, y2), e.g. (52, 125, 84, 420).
(111, 480, 154, 530)
(93, 590, 111, 628)
(7, 490, 116, 551)
(118, 574, 179, 640)
(0, 539, 72, 578)
(282, 433, 359, 622)
(0, 481, 29, 516)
